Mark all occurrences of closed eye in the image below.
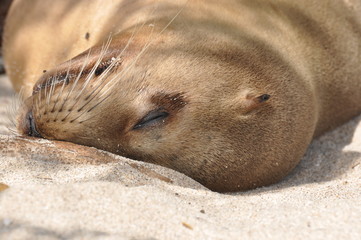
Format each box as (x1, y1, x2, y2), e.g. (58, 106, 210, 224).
(133, 109, 169, 130)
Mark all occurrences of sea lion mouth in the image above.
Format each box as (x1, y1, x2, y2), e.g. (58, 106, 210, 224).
(24, 110, 43, 138)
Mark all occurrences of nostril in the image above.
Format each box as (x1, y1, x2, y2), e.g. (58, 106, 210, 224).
(25, 111, 43, 138)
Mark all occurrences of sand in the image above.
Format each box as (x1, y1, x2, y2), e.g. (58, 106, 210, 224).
(0, 74, 360, 240)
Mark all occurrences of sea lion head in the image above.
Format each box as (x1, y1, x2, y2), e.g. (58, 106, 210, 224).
(17, 24, 317, 192)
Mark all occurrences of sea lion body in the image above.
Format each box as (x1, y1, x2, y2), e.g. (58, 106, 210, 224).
(3, 0, 361, 192)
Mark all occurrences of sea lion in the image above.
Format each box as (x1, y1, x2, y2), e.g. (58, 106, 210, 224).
(3, 0, 361, 192)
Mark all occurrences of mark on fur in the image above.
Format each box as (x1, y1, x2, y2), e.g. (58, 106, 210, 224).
(151, 92, 188, 111)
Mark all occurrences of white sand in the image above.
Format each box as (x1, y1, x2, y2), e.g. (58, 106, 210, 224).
(0, 74, 360, 240)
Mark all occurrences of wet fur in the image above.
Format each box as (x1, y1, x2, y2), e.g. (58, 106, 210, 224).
(3, 0, 361, 192)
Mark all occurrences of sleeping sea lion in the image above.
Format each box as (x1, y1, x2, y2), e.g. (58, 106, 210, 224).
(3, 0, 361, 192)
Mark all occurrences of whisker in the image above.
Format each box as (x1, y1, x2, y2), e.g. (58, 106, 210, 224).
(52, 60, 72, 111)
(5, 90, 24, 135)
(74, 35, 113, 100)
(34, 84, 44, 118)
(62, 15, 150, 121)
(71, 23, 145, 114)
(68, 38, 112, 113)
(95, 3, 187, 103)
(71, 94, 111, 123)
(59, 49, 93, 111)
(43, 76, 49, 113)
(46, 72, 57, 105)
(80, 73, 147, 122)
(73, 3, 163, 107)
(96, 26, 156, 101)
(60, 37, 113, 122)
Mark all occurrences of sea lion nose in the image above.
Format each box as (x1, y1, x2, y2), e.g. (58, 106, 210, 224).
(24, 110, 43, 138)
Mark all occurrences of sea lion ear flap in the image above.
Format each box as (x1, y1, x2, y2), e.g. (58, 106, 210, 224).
(239, 92, 271, 114)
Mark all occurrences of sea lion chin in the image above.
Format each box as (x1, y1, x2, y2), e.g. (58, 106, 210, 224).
(4, 0, 361, 192)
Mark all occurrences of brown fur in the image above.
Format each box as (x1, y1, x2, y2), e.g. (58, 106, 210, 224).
(3, 0, 361, 192)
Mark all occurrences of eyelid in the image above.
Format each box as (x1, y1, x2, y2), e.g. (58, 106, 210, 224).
(133, 109, 169, 130)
